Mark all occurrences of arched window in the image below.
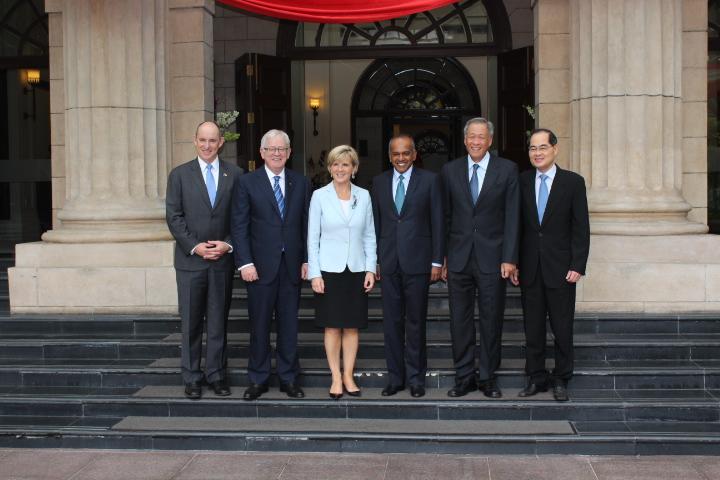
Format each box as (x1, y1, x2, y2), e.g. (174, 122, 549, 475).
(277, 0, 511, 59)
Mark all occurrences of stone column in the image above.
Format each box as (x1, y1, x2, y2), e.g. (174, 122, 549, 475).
(9, 0, 215, 313)
(41, 0, 171, 243)
(569, 0, 706, 235)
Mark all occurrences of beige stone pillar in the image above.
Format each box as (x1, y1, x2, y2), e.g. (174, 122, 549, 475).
(42, 0, 172, 243)
(9, 0, 215, 313)
(569, 0, 706, 235)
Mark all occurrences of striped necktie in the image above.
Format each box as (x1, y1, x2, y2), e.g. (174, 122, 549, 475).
(273, 175, 285, 219)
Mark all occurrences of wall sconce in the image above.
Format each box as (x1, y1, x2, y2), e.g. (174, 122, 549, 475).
(25, 69, 40, 85)
(309, 98, 320, 136)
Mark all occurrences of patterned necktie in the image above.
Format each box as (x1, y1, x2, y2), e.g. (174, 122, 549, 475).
(469, 163, 480, 203)
(537, 174, 549, 223)
(273, 175, 285, 219)
(205, 164, 216, 207)
(394, 174, 405, 214)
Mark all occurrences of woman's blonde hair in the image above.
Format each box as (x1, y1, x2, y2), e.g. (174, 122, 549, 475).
(326, 145, 359, 174)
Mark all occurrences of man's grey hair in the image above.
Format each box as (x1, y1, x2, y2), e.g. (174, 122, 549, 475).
(463, 117, 494, 137)
(260, 129, 291, 148)
(388, 134, 416, 152)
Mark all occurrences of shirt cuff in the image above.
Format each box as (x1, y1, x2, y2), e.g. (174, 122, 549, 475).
(238, 263, 254, 271)
(431, 263, 442, 268)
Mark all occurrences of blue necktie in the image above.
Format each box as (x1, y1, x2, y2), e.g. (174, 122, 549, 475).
(394, 174, 405, 214)
(205, 164, 216, 207)
(273, 175, 285, 219)
(537, 174, 549, 223)
(469, 163, 480, 204)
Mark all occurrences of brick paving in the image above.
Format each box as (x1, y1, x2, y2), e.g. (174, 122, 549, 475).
(0, 449, 718, 480)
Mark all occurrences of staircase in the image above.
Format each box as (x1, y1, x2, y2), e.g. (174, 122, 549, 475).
(1, 273, 720, 454)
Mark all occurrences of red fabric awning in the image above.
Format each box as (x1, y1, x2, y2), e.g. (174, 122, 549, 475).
(216, 0, 458, 23)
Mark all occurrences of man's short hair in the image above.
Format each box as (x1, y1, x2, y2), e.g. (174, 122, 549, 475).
(529, 128, 558, 146)
(388, 134, 416, 153)
(195, 121, 222, 138)
(463, 117, 494, 137)
(260, 129, 291, 148)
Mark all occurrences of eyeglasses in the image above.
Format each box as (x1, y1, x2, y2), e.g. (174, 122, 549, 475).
(262, 147, 290, 154)
(528, 144, 552, 154)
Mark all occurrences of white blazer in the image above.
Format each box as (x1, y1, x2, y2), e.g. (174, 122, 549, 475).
(307, 182, 377, 279)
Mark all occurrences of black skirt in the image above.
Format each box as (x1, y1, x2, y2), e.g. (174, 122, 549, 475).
(314, 268, 369, 329)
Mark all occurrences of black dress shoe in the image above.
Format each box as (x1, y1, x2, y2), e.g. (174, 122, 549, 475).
(552, 382, 569, 402)
(478, 379, 502, 398)
(344, 387, 362, 397)
(328, 391, 343, 400)
(280, 383, 305, 398)
(184, 382, 202, 400)
(209, 379, 231, 396)
(518, 382, 548, 397)
(447, 379, 477, 397)
(243, 383, 269, 401)
(410, 385, 425, 398)
(381, 384, 404, 397)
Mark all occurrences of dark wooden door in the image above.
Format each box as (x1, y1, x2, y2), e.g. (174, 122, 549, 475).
(497, 46, 534, 171)
(235, 53, 292, 171)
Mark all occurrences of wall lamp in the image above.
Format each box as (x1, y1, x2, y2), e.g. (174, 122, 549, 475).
(309, 98, 320, 136)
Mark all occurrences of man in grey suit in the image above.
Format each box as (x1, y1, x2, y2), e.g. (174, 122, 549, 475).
(440, 117, 520, 399)
(166, 121, 242, 400)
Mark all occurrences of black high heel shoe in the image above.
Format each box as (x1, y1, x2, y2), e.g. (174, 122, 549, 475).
(343, 380, 362, 397)
(329, 391, 343, 400)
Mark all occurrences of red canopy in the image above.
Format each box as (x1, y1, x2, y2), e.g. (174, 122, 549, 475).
(216, 0, 457, 23)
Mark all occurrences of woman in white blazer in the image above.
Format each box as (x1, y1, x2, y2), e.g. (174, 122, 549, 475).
(307, 145, 376, 399)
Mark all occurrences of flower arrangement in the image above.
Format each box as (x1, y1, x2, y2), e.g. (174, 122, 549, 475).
(215, 110, 241, 142)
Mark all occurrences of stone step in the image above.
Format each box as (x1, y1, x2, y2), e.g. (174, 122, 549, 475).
(1, 416, 720, 454)
(2, 359, 720, 390)
(2, 333, 720, 361)
(2, 314, 719, 336)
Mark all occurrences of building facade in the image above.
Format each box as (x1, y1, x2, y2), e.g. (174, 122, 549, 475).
(5, 0, 720, 313)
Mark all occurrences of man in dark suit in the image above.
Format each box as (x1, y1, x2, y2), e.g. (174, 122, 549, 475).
(440, 117, 520, 398)
(166, 121, 242, 400)
(231, 129, 311, 401)
(371, 134, 444, 398)
(513, 128, 590, 402)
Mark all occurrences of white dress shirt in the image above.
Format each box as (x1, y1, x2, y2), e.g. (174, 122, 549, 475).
(467, 152, 490, 193)
(392, 165, 413, 202)
(192, 156, 232, 255)
(535, 164, 557, 205)
(264, 165, 286, 196)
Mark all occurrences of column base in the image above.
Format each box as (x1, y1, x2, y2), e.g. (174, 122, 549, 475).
(577, 235, 720, 313)
(9, 241, 178, 314)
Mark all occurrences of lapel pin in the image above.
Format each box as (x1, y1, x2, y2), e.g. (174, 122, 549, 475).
(223, 172, 227, 177)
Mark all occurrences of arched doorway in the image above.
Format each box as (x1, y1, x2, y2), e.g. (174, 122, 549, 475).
(351, 57, 481, 175)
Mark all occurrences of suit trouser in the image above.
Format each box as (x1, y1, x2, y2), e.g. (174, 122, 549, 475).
(447, 256, 506, 383)
(246, 254, 301, 385)
(381, 269, 430, 387)
(521, 261, 576, 385)
(176, 267, 234, 384)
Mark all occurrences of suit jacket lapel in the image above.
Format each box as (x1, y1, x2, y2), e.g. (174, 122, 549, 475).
(283, 170, 295, 221)
(346, 184, 359, 224)
(525, 173, 540, 229)
(213, 160, 231, 210)
(457, 159, 474, 206)
(401, 169, 419, 216)
(475, 155, 498, 208)
(190, 160, 212, 210)
(386, 171, 398, 219)
(541, 167, 564, 225)
(259, 169, 283, 219)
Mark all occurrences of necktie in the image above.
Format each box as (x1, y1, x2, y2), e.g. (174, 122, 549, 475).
(205, 164, 216, 207)
(394, 174, 405, 214)
(537, 174, 549, 223)
(273, 175, 285, 219)
(469, 163, 480, 204)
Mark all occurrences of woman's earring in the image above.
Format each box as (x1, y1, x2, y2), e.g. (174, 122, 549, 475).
(352, 172, 356, 180)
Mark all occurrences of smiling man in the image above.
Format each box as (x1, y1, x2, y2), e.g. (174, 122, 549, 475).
(371, 134, 444, 398)
(166, 121, 243, 400)
(231, 129, 311, 401)
(439, 117, 520, 399)
(514, 128, 589, 402)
